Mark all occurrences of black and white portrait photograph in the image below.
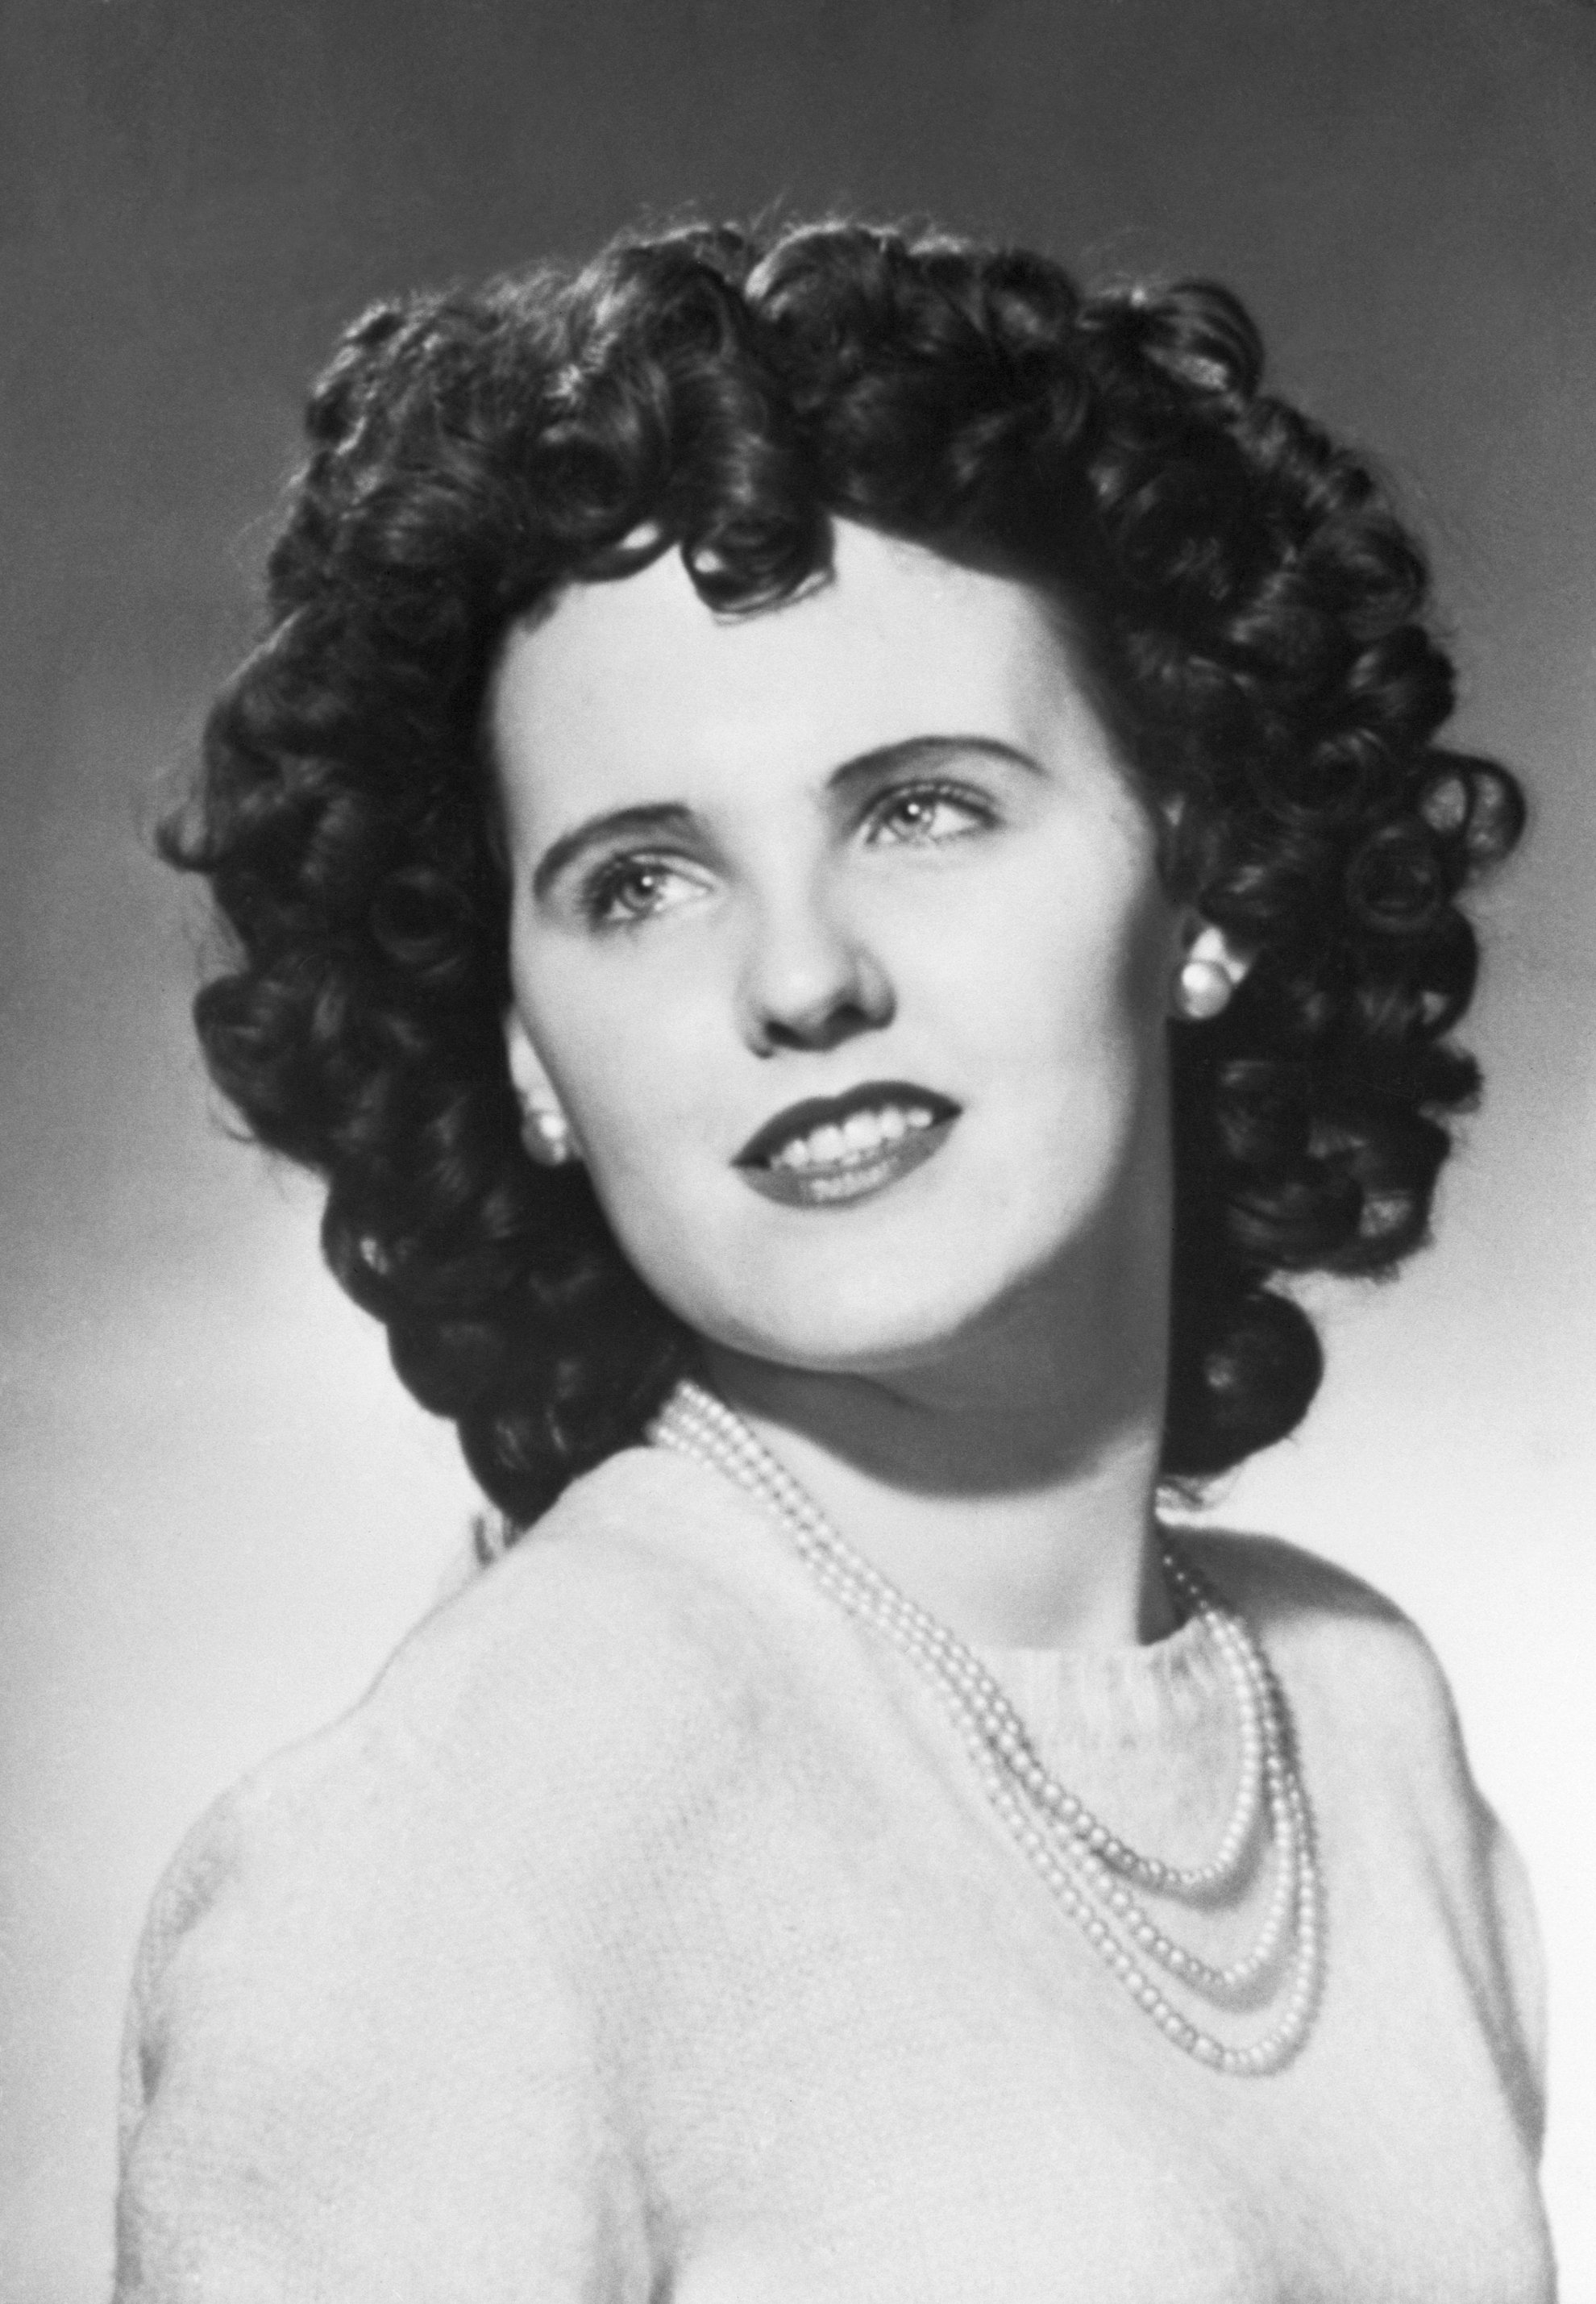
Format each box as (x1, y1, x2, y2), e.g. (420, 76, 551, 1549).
(2, 2, 1592, 2295)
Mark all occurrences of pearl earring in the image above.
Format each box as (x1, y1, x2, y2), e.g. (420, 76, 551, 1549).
(1174, 956, 1234, 1021)
(521, 1108, 578, 1167)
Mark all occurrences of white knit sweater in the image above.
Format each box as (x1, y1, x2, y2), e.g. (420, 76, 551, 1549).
(114, 1445, 1553, 2300)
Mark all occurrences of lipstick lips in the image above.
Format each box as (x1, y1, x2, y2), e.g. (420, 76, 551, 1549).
(735, 1080, 961, 1211)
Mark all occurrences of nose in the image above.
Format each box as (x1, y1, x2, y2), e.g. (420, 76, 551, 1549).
(737, 884, 896, 1056)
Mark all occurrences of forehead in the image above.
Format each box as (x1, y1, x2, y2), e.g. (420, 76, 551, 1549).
(488, 521, 1093, 840)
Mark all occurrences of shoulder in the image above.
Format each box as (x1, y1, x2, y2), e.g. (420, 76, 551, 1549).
(392, 1440, 852, 1809)
(132, 1447, 804, 1997)
(1177, 1525, 1465, 1766)
(1181, 1524, 1419, 1654)
(1181, 1527, 1547, 2141)
(368, 1441, 794, 1765)
(114, 1454, 726, 2293)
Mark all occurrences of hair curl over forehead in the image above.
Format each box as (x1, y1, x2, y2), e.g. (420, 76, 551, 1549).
(164, 218, 1523, 1525)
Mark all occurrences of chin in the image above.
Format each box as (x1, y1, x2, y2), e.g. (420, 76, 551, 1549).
(683, 1254, 1033, 1382)
(615, 1158, 1117, 1379)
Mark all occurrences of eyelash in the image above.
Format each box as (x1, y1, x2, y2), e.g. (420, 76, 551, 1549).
(576, 780, 996, 929)
(578, 855, 697, 929)
(862, 778, 994, 846)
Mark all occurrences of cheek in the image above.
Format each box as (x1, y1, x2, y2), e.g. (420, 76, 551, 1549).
(514, 943, 721, 1207)
(927, 846, 1174, 1089)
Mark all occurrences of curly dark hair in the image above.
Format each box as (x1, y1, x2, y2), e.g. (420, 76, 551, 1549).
(162, 216, 1523, 1528)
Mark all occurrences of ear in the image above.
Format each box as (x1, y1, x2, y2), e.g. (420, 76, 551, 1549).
(1168, 915, 1253, 1023)
(503, 1007, 580, 1167)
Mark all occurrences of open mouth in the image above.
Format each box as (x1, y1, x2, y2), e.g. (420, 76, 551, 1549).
(735, 1081, 961, 1208)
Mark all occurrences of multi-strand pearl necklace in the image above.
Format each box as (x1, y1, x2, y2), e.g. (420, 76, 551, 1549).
(650, 1378, 1322, 2076)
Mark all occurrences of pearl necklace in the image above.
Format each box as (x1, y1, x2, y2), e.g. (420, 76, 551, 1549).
(649, 1379, 1322, 2076)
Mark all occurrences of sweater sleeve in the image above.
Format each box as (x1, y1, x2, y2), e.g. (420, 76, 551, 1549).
(113, 1718, 657, 2302)
(1476, 1796, 1549, 2159)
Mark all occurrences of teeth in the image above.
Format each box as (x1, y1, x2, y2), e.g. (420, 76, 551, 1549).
(767, 1101, 943, 1171)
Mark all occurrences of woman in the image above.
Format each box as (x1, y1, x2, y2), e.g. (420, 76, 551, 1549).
(115, 219, 1552, 2297)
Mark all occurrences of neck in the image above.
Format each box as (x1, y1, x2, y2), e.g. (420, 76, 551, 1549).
(700, 1256, 1174, 1655)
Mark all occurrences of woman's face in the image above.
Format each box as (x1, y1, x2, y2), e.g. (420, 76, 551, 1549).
(493, 520, 1195, 1379)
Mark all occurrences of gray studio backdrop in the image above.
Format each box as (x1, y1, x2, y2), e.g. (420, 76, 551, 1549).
(2, 2, 1592, 2294)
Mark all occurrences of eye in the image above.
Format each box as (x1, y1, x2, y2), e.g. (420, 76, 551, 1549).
(580, 855, 708, 928)
(865, 781, 992, 847)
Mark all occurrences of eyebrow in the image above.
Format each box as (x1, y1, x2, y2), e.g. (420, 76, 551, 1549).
(529, 734, 1041, 902)
(531, 803, 699, 901)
